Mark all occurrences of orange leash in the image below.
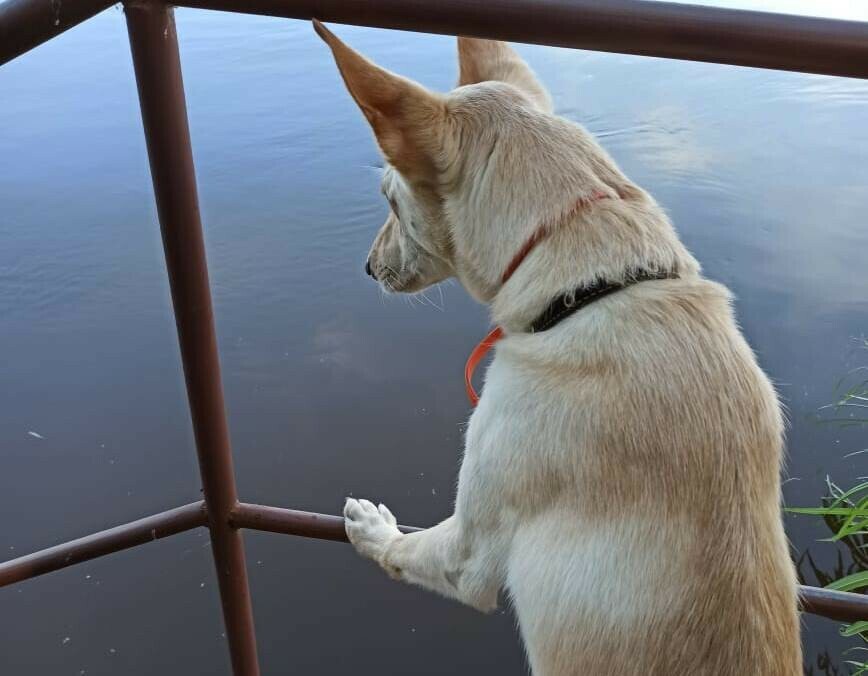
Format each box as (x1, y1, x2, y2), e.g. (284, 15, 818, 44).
(464, 191, 615, 407)
(464, 326, 504, 406)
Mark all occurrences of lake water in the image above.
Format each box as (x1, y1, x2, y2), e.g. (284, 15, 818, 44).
(2, 5, 867, 675)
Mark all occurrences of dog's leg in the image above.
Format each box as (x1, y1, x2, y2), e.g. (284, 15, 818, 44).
(343, 498, 502, 612)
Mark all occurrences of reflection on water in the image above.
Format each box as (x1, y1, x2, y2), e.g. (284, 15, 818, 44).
(1, 7, 867, 675)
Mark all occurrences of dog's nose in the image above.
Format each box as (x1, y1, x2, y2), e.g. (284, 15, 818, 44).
(365, 259, 376, 280)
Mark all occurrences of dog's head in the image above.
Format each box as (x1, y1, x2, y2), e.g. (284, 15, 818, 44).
(313, 21, 620, 303)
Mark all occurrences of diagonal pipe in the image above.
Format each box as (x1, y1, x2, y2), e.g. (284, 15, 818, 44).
(0, 0, 116, 65)
(0, 501, 207, 588)
(124, 2, 260, 673)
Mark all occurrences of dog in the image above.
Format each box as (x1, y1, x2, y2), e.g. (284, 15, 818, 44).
(314, 20, 801, 675)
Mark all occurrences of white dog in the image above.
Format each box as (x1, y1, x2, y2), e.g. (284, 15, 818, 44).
(314, 21, 801, 675)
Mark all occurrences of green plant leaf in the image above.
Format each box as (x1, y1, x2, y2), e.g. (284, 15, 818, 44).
(842, 622, 868, 638)
(786, 508, 868, 517)
(826, 571, 868, 592)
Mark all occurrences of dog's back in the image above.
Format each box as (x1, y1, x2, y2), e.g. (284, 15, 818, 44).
(489, 277, 800, 675)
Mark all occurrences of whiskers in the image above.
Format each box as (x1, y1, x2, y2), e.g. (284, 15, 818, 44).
(381, 265, 399, 294)
(376, 265, 448, 312)
(402, 282, 446, 312)
(418, 283, 446, 311)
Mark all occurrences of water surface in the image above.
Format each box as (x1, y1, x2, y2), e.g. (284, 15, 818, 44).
(1, 6, 867, 674)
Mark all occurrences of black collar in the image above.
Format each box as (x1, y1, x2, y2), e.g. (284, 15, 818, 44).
(529, 268, 679, 333)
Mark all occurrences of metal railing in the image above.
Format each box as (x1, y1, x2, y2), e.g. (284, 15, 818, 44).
(1, 0, 867, 673)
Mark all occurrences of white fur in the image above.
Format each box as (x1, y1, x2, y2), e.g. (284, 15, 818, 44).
(315, 23, 802, 674)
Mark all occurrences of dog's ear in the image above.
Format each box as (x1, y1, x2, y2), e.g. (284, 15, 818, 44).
(457, 37, 552, 113)
(314, 20, 444, 183)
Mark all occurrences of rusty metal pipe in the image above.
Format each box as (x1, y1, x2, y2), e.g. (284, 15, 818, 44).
(0, 0, 116, 66)
(232, 504, 868, 623)
(799, 585, 868, 625)
(124, 3, 260, 673)
(230, 502, 422, 542)
(171, 0, 868, 80)
(0, 502, 206, 588)
(4, 0, 868, 79)
(3, 497, 864, 624)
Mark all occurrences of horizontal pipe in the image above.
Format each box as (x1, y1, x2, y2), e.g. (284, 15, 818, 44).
(0, 501, 207, 588)
(230, 502, 422, 543)
(232, 503, 867, 623)
(172, 0, 868, 80)
(0, 499, 864, 623)
(0, 0, 116, 66)
(233, 503, 868, 623)
(2, 0, 867, 80)
(799, 585, 868, 625)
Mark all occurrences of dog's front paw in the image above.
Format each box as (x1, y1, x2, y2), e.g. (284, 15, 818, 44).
(343, 498, 401, 564)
